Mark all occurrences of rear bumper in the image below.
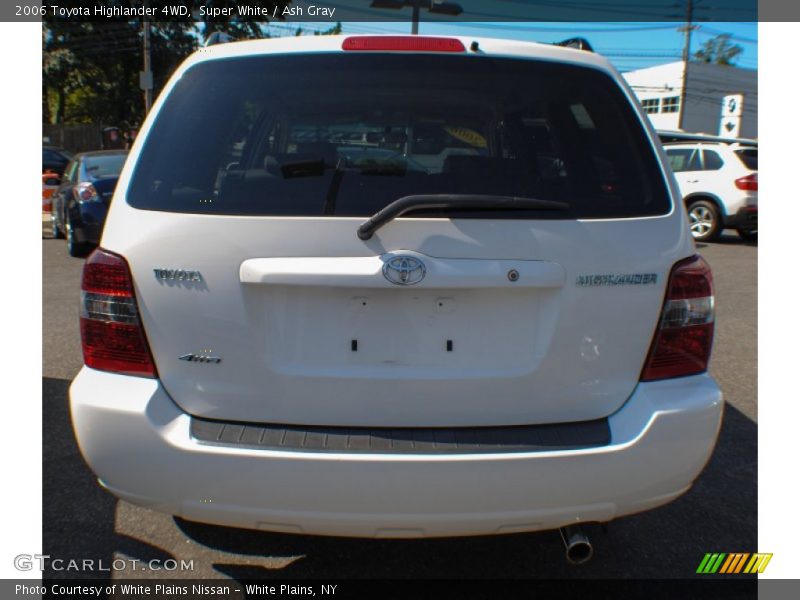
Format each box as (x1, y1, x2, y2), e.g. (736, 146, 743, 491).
(70, 368, 723, 538)
(71, 204, 107, 244)
(724, 206, 758, 232)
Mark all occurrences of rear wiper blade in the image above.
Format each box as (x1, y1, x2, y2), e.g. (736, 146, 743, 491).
(357, 194, 569, 240)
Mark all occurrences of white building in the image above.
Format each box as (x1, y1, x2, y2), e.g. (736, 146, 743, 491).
(623, 61, 757, 139)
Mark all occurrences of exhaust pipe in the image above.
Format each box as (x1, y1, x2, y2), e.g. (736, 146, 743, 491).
(560, 525, 593, 565)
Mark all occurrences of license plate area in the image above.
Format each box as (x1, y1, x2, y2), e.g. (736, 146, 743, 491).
(265, 287, 552, 377)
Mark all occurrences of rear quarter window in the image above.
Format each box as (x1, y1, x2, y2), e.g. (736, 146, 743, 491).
(127, 53, 670, 219)
(702, 150, 724, 171)
(735, 148, 758, 170)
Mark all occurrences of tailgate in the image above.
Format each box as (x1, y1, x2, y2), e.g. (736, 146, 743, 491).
(122, 214, 677, 427)
(105, 45, 683, 427)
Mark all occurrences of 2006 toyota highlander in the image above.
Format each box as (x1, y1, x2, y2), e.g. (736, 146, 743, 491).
(70, 35, 722, 562)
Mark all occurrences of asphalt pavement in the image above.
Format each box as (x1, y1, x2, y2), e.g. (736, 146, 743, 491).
(42, 221, 757, 580)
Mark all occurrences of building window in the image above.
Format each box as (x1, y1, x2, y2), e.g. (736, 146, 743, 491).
(641, 98, 660, 114)
(662, 96, 680, 113)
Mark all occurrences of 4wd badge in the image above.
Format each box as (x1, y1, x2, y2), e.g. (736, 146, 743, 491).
(179, 352, 221, 364)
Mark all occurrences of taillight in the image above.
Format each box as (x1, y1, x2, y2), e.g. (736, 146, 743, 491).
(80, 248, 157, 377)
(342, 36, 466, 52)
(640, 255, 714, 381)
(75, 181, 100, 202)
(735, 173, 758, 191)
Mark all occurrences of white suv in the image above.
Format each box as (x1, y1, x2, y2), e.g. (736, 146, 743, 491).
(70, 35, 722, 560)
(664, 142, 758, 242)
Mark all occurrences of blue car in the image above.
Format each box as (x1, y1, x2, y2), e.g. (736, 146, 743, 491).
(51, 150, 127, 257)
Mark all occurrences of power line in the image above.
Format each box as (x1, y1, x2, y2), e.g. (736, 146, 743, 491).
(495, 0, 754, 11)
(430, 22, 680, 33)
(697, 25, 758, 45)
(603, 52, 683, 57)
(477, 1, 679, 19)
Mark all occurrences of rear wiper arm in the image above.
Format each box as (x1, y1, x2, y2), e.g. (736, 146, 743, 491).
(357, 194, 569, 240)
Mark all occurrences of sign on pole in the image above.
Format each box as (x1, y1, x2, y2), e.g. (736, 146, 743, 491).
(139, 70, 153, 91)
(719, 94, 743, 137)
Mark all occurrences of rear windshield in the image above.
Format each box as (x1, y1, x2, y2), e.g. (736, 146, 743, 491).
(85, 154, 127, 178)
(734, 148, 758, 170)
(128, 54, 670, 219)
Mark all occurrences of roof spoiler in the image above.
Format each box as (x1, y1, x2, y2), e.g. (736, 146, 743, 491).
(554, 38, 594, 52)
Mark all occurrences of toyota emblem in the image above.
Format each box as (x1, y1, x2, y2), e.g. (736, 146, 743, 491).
(382, 255, 426, 286)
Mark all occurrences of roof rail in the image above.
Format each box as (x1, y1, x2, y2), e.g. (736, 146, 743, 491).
(657, 129, 758, 147)
(204, 32, 234, 47)
(554, 37, 594, 52)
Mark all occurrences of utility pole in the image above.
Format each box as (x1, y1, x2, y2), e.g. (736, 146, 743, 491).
(677, 0, 698, 130)
(370, 1, 462, 35)
(141, 4, 153, 115)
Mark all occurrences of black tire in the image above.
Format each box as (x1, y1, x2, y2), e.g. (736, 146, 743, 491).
(687, 200, 722, 242)
(737, 229, 757, 242)
(66, 216, 90, 258)
(51, 211, 64, 239)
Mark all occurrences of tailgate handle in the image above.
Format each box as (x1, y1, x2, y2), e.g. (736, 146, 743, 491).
(240, 257, 565, 288)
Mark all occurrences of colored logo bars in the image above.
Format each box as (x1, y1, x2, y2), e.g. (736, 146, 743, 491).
(697, 553, 773, 574)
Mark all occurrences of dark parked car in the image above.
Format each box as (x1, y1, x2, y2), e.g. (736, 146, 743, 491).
(42, 145, 73, 176)
(51, 150, 127, 257)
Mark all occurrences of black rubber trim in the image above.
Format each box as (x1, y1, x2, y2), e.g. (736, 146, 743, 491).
(190, 417, 611, 454)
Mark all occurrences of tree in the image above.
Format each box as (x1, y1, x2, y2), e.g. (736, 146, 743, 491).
(43, 1, 292, 126)
(694, 34, 744, 66)
(42, 40, 78, 124)
(315, 22, 342, 36)
(196, 0, 291, 39)
(43, 19, 146, 125)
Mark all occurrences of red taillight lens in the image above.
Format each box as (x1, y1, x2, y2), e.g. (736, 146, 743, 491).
(640, 255, 714, 381)
(82, 248, 134, 295)
(80, 248, 157, 377)
(735, 173, 758, 191)
(342, 36, 466, 52)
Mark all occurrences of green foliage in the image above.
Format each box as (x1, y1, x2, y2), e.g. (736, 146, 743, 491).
(315, 22, 343, 36)
(197, 0, 290, 39)
(694, 34, 744, 66)
(42, 1, 293, 126)
(43, 18, 179, 126)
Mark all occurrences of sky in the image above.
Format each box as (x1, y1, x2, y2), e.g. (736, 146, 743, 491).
(265, 21, 757, 73)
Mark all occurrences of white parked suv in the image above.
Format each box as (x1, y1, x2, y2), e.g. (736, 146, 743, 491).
(70, 35, 722, 562)
(664, 142, 758, 242)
